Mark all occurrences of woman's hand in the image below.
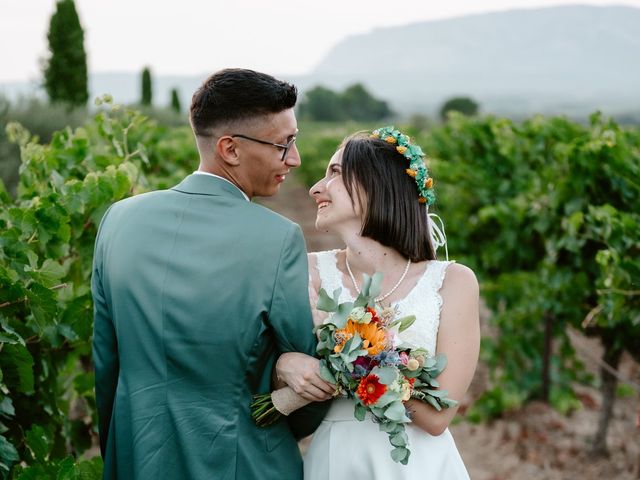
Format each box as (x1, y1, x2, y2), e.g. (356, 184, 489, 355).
(275, 352, 335, 402)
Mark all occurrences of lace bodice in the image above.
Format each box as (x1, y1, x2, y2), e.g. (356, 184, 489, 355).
(311, 249, 453, 356)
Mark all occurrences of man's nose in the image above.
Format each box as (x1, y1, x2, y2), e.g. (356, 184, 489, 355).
(285, 143, 301, 167)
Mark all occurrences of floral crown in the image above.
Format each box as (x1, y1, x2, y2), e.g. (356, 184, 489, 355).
(371, 126, 435, 205)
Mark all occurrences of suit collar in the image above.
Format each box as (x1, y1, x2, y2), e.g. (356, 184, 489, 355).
(172, 174, 249, 201)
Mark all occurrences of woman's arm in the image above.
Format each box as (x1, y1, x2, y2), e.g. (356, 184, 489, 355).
(404, 263, 480, 436)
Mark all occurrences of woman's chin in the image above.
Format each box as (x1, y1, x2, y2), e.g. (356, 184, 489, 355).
(315, 217, 332, 232)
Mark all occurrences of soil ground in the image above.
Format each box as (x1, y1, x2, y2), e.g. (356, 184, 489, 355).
(259, 173, 640, 480)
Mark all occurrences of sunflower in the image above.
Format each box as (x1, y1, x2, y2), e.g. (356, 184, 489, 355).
(333, 319, 387, 355)
(356, 374, 387, 405)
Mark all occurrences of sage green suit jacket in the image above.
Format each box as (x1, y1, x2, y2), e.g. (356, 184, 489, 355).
(92, 174, 327, 479)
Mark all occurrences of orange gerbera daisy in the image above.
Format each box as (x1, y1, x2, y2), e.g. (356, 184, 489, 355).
(334, 320, 387, 355)
(356, 374, 387, 405)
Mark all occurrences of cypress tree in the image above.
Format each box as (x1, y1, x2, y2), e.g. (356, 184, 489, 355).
(43, 0, 89, 106)
(141, 67, 152, 106)
(170, 88, 181, 113)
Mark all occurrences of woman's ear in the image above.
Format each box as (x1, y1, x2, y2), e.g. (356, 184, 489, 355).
(216, 136, 240, 167)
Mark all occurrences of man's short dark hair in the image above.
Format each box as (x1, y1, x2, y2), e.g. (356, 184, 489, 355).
(341, 133, 436, 262)
(189, 68, 298, 136)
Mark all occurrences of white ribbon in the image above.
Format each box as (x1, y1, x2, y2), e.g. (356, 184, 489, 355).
(428, 213, 449, 261)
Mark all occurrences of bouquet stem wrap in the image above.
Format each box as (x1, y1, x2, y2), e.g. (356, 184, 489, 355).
(251, 387, 310, 426)
(272, 386, 310, 415)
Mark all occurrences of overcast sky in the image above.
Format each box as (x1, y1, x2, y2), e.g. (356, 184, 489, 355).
(2, 0, 639, 83)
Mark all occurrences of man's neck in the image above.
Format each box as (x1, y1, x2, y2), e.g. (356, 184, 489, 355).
(193, 169, 250, 201)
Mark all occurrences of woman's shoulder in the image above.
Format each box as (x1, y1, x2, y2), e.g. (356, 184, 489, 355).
(439, 261, 479, 303)
(442, 261, 476, 279)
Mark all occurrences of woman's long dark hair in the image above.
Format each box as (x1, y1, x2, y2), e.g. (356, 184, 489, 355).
(341, 133, 436, 262)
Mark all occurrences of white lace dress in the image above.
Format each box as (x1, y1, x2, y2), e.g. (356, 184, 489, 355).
(304, 250, 470, 480)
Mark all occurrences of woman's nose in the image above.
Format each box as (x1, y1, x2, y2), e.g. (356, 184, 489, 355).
(309, 178, 325, 198)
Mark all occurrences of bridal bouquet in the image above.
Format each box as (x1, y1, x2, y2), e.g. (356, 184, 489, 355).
(251, 273, 457, 465)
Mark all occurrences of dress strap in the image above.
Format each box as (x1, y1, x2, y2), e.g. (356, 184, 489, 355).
(311, 249, 344, 298)
(426, 260, 455, 313)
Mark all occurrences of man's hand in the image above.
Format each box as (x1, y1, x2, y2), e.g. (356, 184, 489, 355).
(276, 352, 334, 402)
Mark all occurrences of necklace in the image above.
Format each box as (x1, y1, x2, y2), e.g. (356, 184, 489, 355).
(345, 254, 412, 302)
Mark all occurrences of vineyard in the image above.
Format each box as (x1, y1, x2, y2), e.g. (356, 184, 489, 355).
(0, 98, 638, 478)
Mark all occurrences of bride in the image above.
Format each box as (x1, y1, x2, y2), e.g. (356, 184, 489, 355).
(275, 127, 480, 479)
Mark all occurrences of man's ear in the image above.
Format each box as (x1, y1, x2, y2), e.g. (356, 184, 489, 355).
(216, 136, 241, 167)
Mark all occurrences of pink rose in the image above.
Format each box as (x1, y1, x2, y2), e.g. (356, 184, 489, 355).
(399, 352, 409, 366)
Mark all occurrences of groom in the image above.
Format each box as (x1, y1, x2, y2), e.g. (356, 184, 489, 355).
(92, 68, 330, 479)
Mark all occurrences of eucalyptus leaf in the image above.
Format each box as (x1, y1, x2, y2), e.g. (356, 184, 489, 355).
(390, 429, 409, 447)
(391, 315, 416, 333)
(371, 366, 398, 385)
(378, 421, 400, 434)
(425, 389, 449, 398)
(360, 273, 373, 297)
(317, 288, 340, 312)
(329, 356, 344, 372)
(352, 292, 369, 308)
(441, 398, 459, 408)
(425, 395, 443, 411)
(372, 391, 398, 408)
(354, 403, 367, 421)
(344, 349, 368, 364)
(384, 401, 410, 422)
(390, 446, 409, 464)
(368, 272, 384, 299)
(319, 362, 336, 384)
(434, 354, 448, 371)
(347, 333, 363, 354)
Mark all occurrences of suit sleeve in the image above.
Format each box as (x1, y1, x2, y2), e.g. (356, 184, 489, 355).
(268, 224, 329, 438)
(91, 209, 119, 457)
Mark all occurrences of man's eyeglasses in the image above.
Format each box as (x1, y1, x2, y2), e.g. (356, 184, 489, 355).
(231, 134, 297, 161)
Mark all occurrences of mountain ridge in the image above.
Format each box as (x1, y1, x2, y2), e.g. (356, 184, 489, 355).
(305, 4, 640, 116)
(2, 5, 639, 118)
